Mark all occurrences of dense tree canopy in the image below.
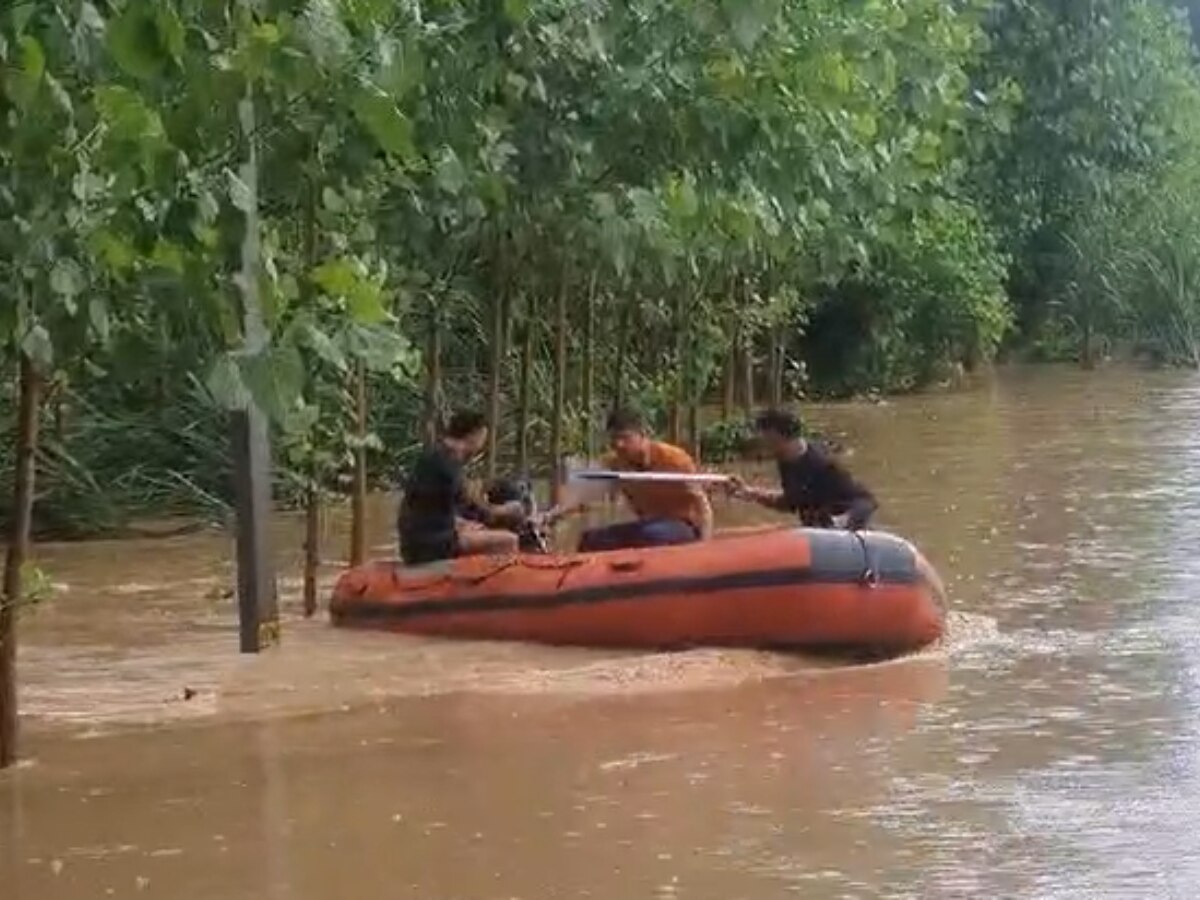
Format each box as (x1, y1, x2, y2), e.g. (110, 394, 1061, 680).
(3, 0, 1200, 538)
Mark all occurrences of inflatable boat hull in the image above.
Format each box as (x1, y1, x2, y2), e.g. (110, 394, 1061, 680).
(329, 528, 945, 653)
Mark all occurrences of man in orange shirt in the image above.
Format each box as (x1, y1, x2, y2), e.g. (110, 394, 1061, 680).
(545, 408, 714, 552)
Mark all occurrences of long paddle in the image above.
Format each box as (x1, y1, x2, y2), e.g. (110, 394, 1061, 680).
(567, 470, 732, 485)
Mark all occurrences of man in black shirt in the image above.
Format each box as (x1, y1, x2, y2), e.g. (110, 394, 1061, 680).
(397, 410, 525, 565)
(727, 409, 878, 531)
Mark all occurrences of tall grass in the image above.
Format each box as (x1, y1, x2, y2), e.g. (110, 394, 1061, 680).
(0, 384, 234, 539)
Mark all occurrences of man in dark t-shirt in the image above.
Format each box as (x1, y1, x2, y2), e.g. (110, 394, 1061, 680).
(397, 410, 524, 565)
(727, 409, 877, 531)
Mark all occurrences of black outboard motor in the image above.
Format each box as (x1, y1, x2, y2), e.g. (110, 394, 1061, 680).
(485, 476, 550, 554)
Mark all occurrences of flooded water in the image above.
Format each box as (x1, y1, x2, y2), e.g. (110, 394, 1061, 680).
(3, 364, 1200, 899)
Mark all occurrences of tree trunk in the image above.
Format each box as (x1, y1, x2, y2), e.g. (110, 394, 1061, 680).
(688, 403, 702, 462)
(423, 300, 442, 443)
(740, 332, 755, 415)
(582, 275, 597, 460)
(722, 336, 736, 420)
(667, 291, 685, 445)
(1080, 316, 1095, 370)
(302, 480, 320, 618)
(667, 404, 682, 444)
(486, 287, 506, 481)
(613, 302, 631, 413)
(516, 295, 535, 473)
(348, 362, 368, 567)
(301, 175, 321, 617)
(551, 278, 568, 504)
(2, 354, 41, 769)
(769, 326, 785, 407)
(156, 318, 170, 406)
(52, 390, 66, 443)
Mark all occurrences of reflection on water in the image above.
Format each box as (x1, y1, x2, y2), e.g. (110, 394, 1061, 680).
(3, 364, 1200, 898)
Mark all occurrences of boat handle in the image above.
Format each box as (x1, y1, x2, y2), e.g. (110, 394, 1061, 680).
(608, 559, 643, 574)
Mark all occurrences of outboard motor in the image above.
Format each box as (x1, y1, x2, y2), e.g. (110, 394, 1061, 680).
(485, 476, 550, 554)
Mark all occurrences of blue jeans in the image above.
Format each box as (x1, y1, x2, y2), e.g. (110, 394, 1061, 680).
(578, 518, 700, 553)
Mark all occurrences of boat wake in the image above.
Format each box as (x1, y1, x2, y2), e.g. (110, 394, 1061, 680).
(21, 607, 998, 736)
(470, 611, 999, 700)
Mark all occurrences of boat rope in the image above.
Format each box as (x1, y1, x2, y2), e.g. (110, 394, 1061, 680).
(517, 554, 591, 590)
(455, 554, 590, 589)
(852, 530, 879, 588)
(456, 557, 521, 586)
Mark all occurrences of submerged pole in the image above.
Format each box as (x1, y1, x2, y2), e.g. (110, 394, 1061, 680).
(232, 80, 278, 653)
(1, 354, 41, 767)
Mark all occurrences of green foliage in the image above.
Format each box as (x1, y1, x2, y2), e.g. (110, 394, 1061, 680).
(5, 0, 1200, 536)
(971, 0, 1200, 357)
(699, 418, 758, 463)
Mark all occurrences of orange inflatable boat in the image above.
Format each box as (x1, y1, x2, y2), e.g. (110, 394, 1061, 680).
(329, 528, 946, 654)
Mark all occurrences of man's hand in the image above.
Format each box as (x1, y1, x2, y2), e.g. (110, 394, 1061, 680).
(538, 501, 586, 529)
(500, 500, 527, 521)
(485, 501, 526, 527)
(725, 474, 753, 500)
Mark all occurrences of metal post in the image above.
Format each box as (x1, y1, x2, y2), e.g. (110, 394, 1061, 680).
(233, 80, 278, 653)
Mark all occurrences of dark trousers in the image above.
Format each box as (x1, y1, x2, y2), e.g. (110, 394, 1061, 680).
(801, 497, 877, 531)
(578, 518, 700, 553)
(399, 530, 456, 566)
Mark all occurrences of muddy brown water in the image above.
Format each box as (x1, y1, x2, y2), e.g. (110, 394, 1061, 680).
(3, 365, 1200, 899)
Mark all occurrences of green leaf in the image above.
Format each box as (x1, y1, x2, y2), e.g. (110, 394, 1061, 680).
(914, 132, 941, 167)
(196, 189, 220, 224)
(253, 22, 282, 46)
(50, 259, 84, 309)
(79, 3, 106, 37)
(19, 34, 45, 79)
(107, 3, 169, 80)
(590, 192, 618, 220)
(91, 230, 137, 276)
(278, 274, 300, 302)
(321, 186, 346, 213)
(301, 0, 352, 69)
(10, 35, 46, 108)
(205, 353, 251, 411)
(45, 74, 74, 116)
(503, 0, 531, 23)
(95, 85, 165, 145)
(344, 324, 414, 373)
(818, 51, 852, 95)
(311, 258, 358, 298)
(727, 0, 779, 52)
(664, 174, 699, 222)
(20, 324, 53, 372)
(851, 113, 878, 141)
(312, 257, 389, 324)
(50, 258, 84, 297)
(235, 20, 284, 80)
(151, 240, 184, 274)
(240, 342, 306, 426)
(434, 149, 468, 195)
(225, 168, 254, 213)
(88, 298, 110, 343)
(628, 188, 662, 232)
(348, 282, 388, 325)
(352, 86, 416, 162)
(302, 322, 347, 370)
(8, 1, 35, 35)
(154, 4, 185, 63)
(345, 0, 399, 30)
(377, 33, 423, 100)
